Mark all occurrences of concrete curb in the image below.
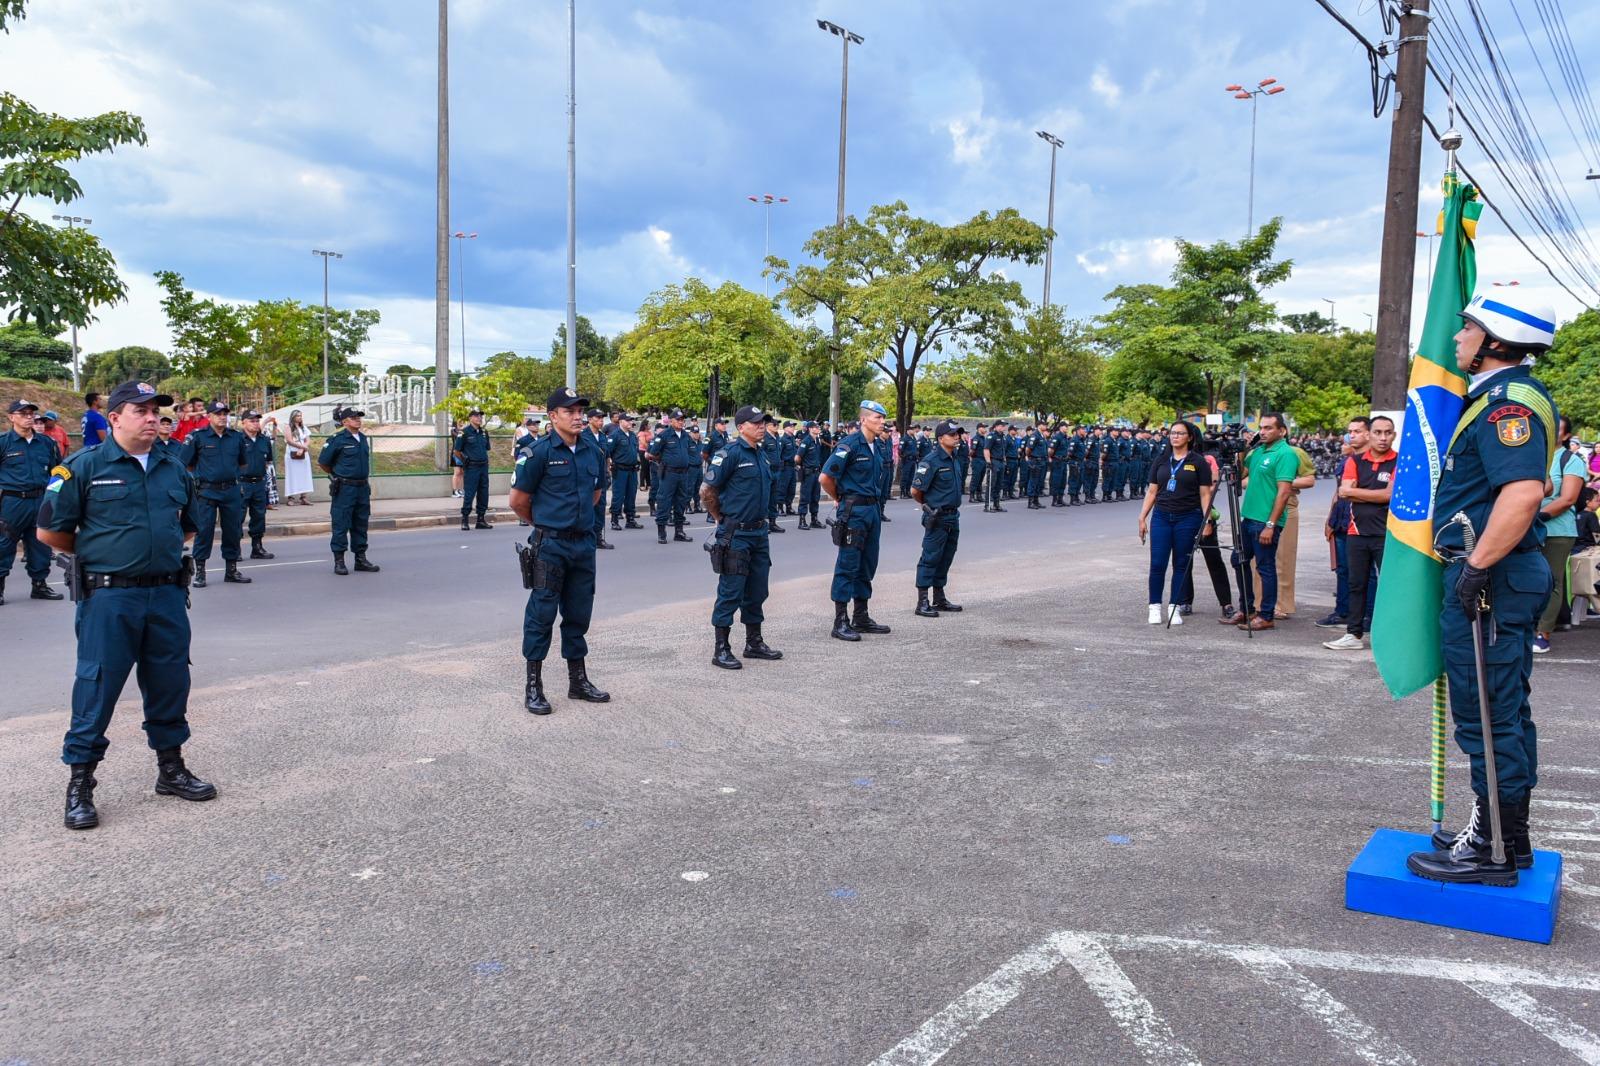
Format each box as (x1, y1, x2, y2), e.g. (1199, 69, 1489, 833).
(263, 507, 519, 538)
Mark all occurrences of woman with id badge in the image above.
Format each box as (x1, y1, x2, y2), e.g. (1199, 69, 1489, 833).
(1138, 421, 1214, 626)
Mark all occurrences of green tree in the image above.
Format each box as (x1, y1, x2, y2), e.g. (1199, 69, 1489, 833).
(81, 344, 169, 389)
(0, 319, 69, 381)
(921, 350, 996, 414)
(772, 200, 1048, 431)
(1102, 391, 1174, 428)
(1286, 382, 1368, 431)
(609, 278, 797, 413)
(983, 303, 1102, 421)
(1, 5, 147, 331)
(1544, 308, 1599, 432)
(430, 366, 528, 423)
(1281, 310, 1336, 334)
(551, 314, 617, 366)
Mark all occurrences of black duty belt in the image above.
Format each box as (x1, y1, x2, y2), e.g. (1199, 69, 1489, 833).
(85, 570, 182, 589)
(666, 465, 694, 471)
(0, 487, 44, 499)
(732, 519, 768, 531)
(931, 506, 960, 515)
(613, 463, 639, 470)
(240, 475, 264, 482)
(843, 494, 878, 505)
(336, 476, 369, 483)
(198, 479, 237, 489)
(463, 460, 488, 467)
(535, 526, 592, 540)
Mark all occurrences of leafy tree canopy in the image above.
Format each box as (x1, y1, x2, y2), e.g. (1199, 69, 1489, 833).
(1286, 382, 1370, 431)
(1544, 307, 1600, 433)
(81, 344, 169, 389)
(0, 318, 69, 381)
(983, 303, 1103, 421)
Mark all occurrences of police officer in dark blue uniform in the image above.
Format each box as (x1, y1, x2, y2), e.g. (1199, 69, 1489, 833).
(152, 416, 180, 460)
(702, 417, 728, 524)
(984, 422, 1009, 512)
(778, 421, 799, 515)
(821, 400, 890, 641)
(1083, 426, 1103, 503)
(38, 380, 216, 830)
(759, 418, 785, 533)
(796, 421, 824, 529)
(648, 408, 695, 543)
(180, 400, 250, 588)
(584, 407, 615, 550)
(911, 420, 966, 618)
(237, 410, 276, 560)
(1409, 293, 1562, 886)
(954, 424, 970, 491)
(897, 426, 923, 501)
(702, 405, 783, 669)
(510, 386, 611, 715)
(1047, 422, 1070, 506)
(609, 413, 643, 531)
(875, 427, 895, 522)
(454, 408, 493, 531)
(318, 406, 381, 576)
(0, 398, 65, 605)
(1067, 424, 1087, 504)
(1003, 425, 1021, 499)
(967, 422, 988, 503)
(1024, 423, 1048, 508)
(685, 422, 706, 515)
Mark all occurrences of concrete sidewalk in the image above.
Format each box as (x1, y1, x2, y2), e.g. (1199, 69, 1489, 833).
(262, 494, 518, 537)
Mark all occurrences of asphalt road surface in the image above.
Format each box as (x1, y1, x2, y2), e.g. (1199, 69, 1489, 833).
(3, 482, 1598, 1065)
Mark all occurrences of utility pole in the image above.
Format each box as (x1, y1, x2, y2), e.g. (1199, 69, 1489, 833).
(312, 249, 342, 397)
(1372, 0, 1432, 411)
(565, 0, 578, 391)
(1036, 131, 1063, 308)
(434, 0, 451, 469)
(819, 19, 862, 430)
(51, 215, 90, 390)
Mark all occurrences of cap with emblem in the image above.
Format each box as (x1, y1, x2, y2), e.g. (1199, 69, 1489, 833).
(586, 407, 605, 418)
(859, 400, 887, 417)
(734, 405, 775, 426)
(335, 406, 366, 420)
(104, 381, 175, 411)
(468, 408, 484, 417)
(545, 387, 588, 411)
(240, 410, 261, 420)
(7, 399, 38, 414)
(206, 400, 230, 414)
(934, 419, 962, 438)
(669, 407, 686, 420)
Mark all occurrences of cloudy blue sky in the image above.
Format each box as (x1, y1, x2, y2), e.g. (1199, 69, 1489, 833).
(9, 0, 1600, 377)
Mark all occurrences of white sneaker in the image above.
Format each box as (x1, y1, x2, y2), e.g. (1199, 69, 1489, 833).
(1168, 604, 1184, 626)
(1323, 633, 1368, 650)
(1148, 604, 1163, 624)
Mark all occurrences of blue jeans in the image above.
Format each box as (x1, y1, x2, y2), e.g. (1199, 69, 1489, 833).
(1332, 529, 1350, 618)
(1148, 509, 1205, 604)
(1238, 517, 1282, 619)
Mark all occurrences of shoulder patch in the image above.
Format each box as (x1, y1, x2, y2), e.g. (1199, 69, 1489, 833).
(834, 449, 849, 458)
(1495, 416, 1531, 447)
(50, 465, 71, 481)
(1486, 404, 1533, 423)
(916, 463, 929, 475)
(515, 455, 528, 466)
(711, 454, 725, 466)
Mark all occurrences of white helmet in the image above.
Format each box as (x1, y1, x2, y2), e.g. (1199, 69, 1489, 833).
(1460, 292, 1557, 350)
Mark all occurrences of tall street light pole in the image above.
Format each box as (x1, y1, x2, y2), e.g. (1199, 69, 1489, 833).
(51, 214, 90, 390)
(452, 231, 477, 375)
(435, 0, 451, 469)
(1224, 79, 1287, 236)
(565, 0, 578, 391)
(745, 194, 789, 297)
(1416, 229, 1436, 293)
(819, 18, 862, 430)
(312, 249, 343, 398)
(1036, 131, 1064, 308)
(1322, 298, 1336, 330)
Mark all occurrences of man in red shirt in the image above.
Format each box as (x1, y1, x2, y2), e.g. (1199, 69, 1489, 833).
(173, 398, 208, 442)
(36, 411, 71, 456)
(1324, 415, 1397, 650)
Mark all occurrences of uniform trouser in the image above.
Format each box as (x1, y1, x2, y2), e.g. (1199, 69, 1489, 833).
(593, 484, 608, 535)
(460, 463, 489, 519)
(63, 585, 191, 764)
(1107, 461, 1121, 495)
(781, 467, 797, 508)
(241, 480, 269, 539)
(655, 468, 693, 527)
(800, 470, 821, 516)
(330, 481, 371, 553)
(986, 463, 1006, 509)
(0, 494, 51, 581)
(711, 528, 771, 626)
(522, 531, 598, 661)
(830, 502, 882, 603)
(915, 513, 960, 589)
(769, 475, 782, 519)
(647, 464, 659, 509)
(957, 462, 968, 494)
(1081, 462, 1099, 498)
(1025, 462, 1046, 499)
(1002, 460, 1017, 493)
(610, 468, 638, 519)
(969, 461, 986, 497)
(1442, 552, 1549, 802)
(1049, 460, 1068, 497)
(899, 460, 916, 498)
(1068, 461, 1082, 498)
(1538, 536, 1576, 633)
(879, 467, 894, 509)
(1345, 535, 1385, 638)
(191, 490, 243, 562)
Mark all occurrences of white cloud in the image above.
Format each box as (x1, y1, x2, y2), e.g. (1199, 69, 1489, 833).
(1075, 238, 1178, 278)
(1090, 67, 1124, 107)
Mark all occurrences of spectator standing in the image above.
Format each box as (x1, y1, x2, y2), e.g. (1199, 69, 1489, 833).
(1576, 487, 1599, 550)
(174, 399, 207, 442)
(262, 415, 281, 507)
(80, 393, 108, 449)
(1324, 416, 1397, 650)
(1230, 413, 1297, 631)
(282, 409, 313, 504)
(1534, 416, 1587, 653)
(38, 411, 71, 456)
(1137, 421, 1213, 626)
(1318, 418, 1371, 629)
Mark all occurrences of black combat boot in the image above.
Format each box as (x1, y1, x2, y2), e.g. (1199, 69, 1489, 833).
(64, 761, 100, 830)
(742, 623, 782, 660)
(932, 588, 963, 612)
(249, 538, 274, 559)
(658, 525, 669, 544)
(915, 588, 939, 618)
(0, 575, 5, 604)
(524, 660, 551, 714)
(192, 561, 208, 588)
(1407, 795, 1519, 886)
(797, 515, 810, 530)
(1431, 793, 1533, 869)
(880, 511, 891, 522)
(809, 511, 822, 529)
(354, 552, 380, 572)
(1051, 495, 1065, 507)
(625, 517, 643, 530)
(476, 517, 493, 530)
(673, 525, 691, 542)
(991, 500, 1006, 512)
(461, 516, 471, 531)
(333, 552, 349, 575)
(852, 598, 890, 634)
(31, 578, 64, 600)
(831, 601, 860, 642)
(597, 532, 614, 550)
(224, 561, 251, 583)
(768, 517, 784, 533)
(566, 658, 611, 702)
(712, 626, 742, 670)
(154, 747, 218, 802)
(1069, 494, 1080, 505)
(611, 516, 622, 531)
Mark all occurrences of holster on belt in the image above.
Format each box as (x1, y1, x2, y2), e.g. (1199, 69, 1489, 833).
(515, 530, 565, 594)
(54, 552, 84, 602)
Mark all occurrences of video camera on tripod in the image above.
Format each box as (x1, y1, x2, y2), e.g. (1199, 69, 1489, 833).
(1202, 423, 1259, 463)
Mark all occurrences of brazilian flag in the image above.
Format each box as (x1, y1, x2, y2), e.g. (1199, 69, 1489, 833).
(1371, 171, 1480, 700)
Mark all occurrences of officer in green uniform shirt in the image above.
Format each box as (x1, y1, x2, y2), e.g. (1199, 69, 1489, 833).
(37, 380, 217, 830)
(1409, 292, 1561, 886)
(179, 400, 250, 588)
(911, 420, 966, 617)
(0, 398, 65, 605)
(318, 406, 381, 576)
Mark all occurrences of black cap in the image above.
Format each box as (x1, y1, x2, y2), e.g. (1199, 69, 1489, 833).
(467, 408, 484, 417)
(159, 416, 173, 424)
(207, 399, 230, 414)
(934, 419, 962, 438)
(734, 404, 776, 426)
(104, 381, 174, 411)
(714, 417, 726, 425)
(669, 407, 685, 419)
(240, 410, 262, 420)
(546, 386, 588, 411)
(782, 420, 794, 427)
(335, 406, 366, 420)
(7, 399, 38, 414)
(586, 407, 605, 418)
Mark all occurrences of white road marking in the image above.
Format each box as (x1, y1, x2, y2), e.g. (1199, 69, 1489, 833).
(1467, 983, 1600, 1065)
(1270, 752, 1600, 777)
(680, 871, 709, 882)
(1227, 950, 1418, 1066)
(719, 787, 737, 794)
(350, 868, 381, 881)
(1548, 832, 1600, 844)
(1054, 932, 1202, 1066)
(236, 559, 323, 570)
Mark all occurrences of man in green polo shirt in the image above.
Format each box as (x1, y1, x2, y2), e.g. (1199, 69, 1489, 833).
(1229, 413, 1299, 631)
